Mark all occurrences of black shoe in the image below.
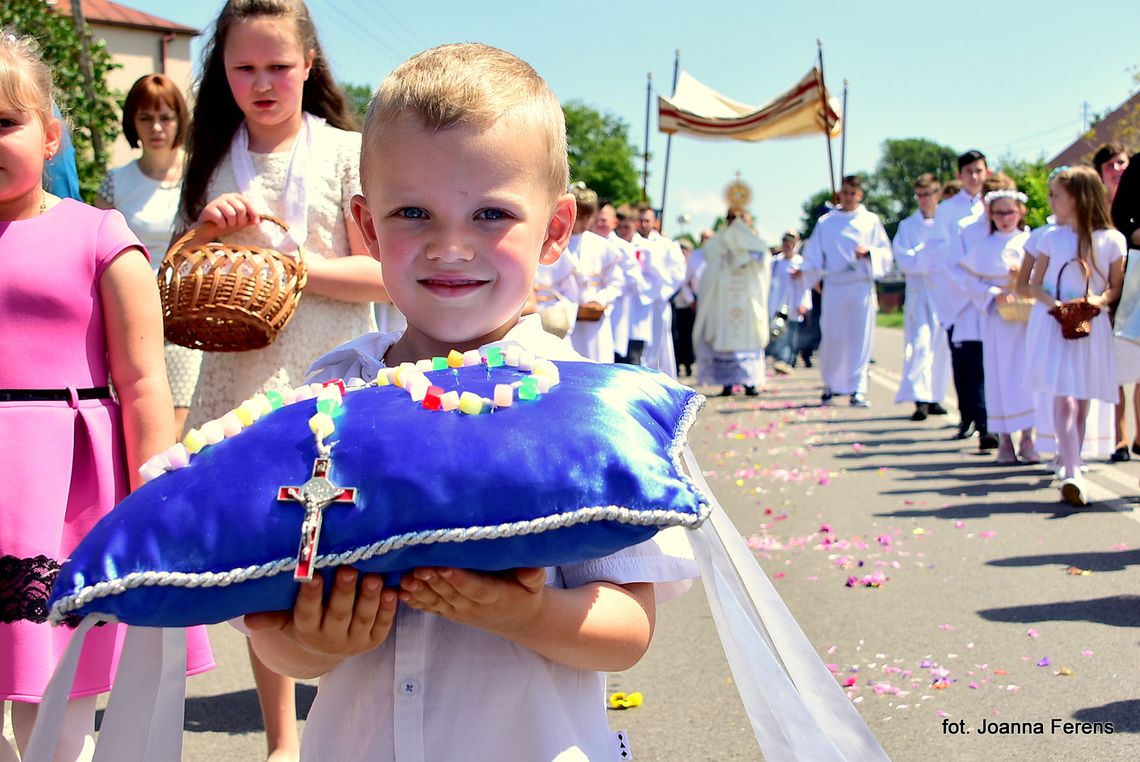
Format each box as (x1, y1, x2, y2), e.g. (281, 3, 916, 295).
(1131, 441, 1140, 457)
(911, 403, 929, 422)
(1110, 445, 1131, 462)
(719, 385, 734, 397)
(927, 402, 948, 415)
(743, 386, 760, 396)
(953, 422, 976, 440)
(978, 433, 1000, 451)
(820, 388, 834, 405)
(801, 355, 813, 368)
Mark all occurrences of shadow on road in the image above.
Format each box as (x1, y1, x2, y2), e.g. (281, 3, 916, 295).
(96, 685, 318, 734)
(1072, 699, 1140, 733)
(987, 548, 1140, 572)
(876, 499, 1093, 521)
(977, 595, 1140, 628)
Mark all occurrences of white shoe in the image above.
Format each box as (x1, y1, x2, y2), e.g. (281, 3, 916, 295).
(1059, 478, 1089, 507)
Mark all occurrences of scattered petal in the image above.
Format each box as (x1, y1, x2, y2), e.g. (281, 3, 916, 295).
(1027, 629, 1039, 638)
(1065, 566, 1091, 576)
(1055, 666, 1074, 676)
(1081, 650, 1094, 657)
(1037, 657, 1051, 667)
(608, 691, 644, 710)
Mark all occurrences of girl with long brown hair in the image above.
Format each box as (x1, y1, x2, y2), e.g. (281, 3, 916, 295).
(1026, 166, 1126, 506)
(180, 2, 388, 758)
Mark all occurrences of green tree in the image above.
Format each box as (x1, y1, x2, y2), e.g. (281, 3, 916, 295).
(2, 0, 120, 201)
(799, 188, 834, 239)
(868, 138, 958, 223)
(341, 82, 373, 123)
(563, 101, 642, 205)
(998, 156, 1051, 229)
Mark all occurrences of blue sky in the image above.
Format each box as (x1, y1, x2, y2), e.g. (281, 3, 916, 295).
(139, 0, 1136, 239)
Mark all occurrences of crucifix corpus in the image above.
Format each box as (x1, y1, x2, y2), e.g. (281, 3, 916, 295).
(277, 457, 358, 581)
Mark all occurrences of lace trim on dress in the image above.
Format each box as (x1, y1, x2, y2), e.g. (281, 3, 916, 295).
(0, 554, 83, 627)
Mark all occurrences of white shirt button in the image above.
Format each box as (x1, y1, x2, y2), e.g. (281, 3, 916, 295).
(400, 679, 419, 696)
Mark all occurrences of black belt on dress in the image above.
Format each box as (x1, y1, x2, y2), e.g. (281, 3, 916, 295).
(0, 386, 112, 402)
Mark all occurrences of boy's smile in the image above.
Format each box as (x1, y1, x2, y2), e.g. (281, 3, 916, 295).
(353, 114, 573, 363)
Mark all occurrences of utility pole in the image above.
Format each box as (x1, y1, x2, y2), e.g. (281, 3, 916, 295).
(69, 0, 104, 163)
(1082, 101, 1091, 132)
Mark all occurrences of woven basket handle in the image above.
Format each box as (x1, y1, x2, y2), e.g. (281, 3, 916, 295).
(1054, 259, 1091, 302)
(166, 214, 291, 260)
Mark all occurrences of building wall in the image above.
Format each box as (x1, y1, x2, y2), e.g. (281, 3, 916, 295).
(94, 24, 196, 168)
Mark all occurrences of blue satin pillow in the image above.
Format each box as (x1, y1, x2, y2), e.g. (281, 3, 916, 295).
(49, 361, 708, 627)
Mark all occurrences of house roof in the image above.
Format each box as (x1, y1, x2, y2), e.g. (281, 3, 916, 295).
(1050, 90, 1140, 168)
(51, 0, 199, 36)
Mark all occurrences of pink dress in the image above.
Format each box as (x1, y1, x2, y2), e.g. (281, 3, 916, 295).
(0, 199, 213, 701)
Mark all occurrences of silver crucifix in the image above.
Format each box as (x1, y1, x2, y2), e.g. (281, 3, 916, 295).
(277, 457, 358, 581)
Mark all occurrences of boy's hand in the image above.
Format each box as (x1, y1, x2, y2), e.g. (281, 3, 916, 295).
(198, 193, 261, 232)
(245, 566, 397, 660)
(398, 567, 546, 636)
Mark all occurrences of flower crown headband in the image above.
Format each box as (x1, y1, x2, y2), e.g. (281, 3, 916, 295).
(984, 189, 1028, 205)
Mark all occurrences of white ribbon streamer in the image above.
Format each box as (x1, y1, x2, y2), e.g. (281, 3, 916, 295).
(24, 621, 188, 762)
(684, 447, 890, 761)
(22, 618, 97, 762)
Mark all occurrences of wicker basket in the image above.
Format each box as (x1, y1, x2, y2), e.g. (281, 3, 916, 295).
(159, 215, 307, 352)
(997, 298, 1034, 323)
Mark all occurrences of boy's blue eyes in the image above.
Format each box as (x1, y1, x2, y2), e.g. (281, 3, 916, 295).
(394, 208, 511, 221)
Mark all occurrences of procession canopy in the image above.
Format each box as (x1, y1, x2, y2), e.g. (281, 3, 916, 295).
(658, 68, 841, 142)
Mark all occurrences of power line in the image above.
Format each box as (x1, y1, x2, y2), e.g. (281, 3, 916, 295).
(309, 0, 407, 69)
(995, 119, 1082, 150)
(372, 4, 433, 53)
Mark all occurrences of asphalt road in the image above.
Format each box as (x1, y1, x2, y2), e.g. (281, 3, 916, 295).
(8, 326, 1139, 761)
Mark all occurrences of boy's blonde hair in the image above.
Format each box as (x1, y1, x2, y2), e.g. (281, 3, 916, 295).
(0, 30, 54, 127)
(362, 43, 569, 199)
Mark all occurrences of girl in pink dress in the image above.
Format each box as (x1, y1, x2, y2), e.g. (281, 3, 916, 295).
(0, 33, 212, 761)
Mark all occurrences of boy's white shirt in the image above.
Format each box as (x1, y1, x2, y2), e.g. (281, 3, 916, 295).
(300, 314, 698, 762)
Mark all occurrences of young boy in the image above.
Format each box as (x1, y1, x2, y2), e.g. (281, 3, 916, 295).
(243, 43, 696, 762)
(893, 173, 951, 421)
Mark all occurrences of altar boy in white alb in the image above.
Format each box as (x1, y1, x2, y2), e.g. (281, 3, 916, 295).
(893, 173, 952, 420)
(566, 185, 624, 362)
(799, 176, 892, 407)
(636, 205, 687, 379)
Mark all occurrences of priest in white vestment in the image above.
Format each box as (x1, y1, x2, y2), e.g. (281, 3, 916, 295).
(799, 176, 892, 407)
(693, 213, 772, 396)
(893, 174, 952, 420)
